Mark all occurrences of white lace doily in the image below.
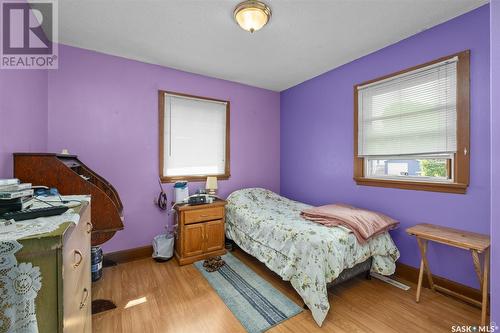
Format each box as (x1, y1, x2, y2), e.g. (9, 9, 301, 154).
(0, 211, 80, 243)
(0, 195, 87, 333)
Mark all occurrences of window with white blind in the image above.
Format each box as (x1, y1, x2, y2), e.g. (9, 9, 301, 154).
(159, 91, 230, 182)
(354, 51, 470, 194)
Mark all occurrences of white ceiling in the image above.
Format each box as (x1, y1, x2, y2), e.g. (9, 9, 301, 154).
(56, 0, 488, 91)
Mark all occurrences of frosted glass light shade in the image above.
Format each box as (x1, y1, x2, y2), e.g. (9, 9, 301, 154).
(234, 1, 271, 33)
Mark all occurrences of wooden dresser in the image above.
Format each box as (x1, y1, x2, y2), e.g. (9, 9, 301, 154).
(14, 202, 92, 332)
(174, 200, 227, 265)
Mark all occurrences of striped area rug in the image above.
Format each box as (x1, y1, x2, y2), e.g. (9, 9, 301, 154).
(194, 253, 303, 333)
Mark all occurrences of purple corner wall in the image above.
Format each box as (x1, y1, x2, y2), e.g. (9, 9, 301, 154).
(0, 70, 48, 178)
(490, 0, 499, 325)
(280, 5, 490, 288)
(47, 45, 280, 252)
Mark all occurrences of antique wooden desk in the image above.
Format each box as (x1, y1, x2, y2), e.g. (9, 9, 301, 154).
(406, 223, 490, 326)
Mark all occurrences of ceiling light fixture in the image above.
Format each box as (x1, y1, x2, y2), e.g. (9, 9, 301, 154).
(234, 0, 272, 33)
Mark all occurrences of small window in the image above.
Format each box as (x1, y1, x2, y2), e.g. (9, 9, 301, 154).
(159, 91, 230, 182)
(354, 51, 470, 193)
(364, 155, 453, 182)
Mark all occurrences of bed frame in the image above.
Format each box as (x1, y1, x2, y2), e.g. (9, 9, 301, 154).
(328, 257, 372, 287)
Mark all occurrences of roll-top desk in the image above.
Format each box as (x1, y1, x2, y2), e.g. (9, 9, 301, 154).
(13, 153, 124, 246)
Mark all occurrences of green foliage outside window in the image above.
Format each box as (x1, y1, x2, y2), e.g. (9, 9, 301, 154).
(420, 159, 447, 177)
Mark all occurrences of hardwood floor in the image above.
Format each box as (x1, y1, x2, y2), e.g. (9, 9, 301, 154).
(92, 249, 482, 333)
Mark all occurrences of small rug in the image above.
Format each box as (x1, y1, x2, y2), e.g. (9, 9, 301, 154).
(194, 253, 303, 333)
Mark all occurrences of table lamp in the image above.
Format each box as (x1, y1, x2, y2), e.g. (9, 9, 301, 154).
(205, 176, 218, 195)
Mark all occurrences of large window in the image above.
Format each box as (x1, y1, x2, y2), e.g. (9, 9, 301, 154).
(354, 51, 470, 193)
(159, 91, 230, 182)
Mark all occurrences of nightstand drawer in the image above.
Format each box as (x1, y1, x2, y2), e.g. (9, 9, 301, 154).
(184, 206, 224, 224)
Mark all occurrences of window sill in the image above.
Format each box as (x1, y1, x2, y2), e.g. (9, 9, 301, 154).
(160, 174, 230, 183)
(353, 177, 467, 194)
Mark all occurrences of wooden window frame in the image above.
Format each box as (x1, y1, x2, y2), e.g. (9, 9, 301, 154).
(159, 90, 231, 183)
(353, 50, 470, 194)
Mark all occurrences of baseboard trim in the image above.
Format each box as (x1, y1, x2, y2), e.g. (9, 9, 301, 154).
(103, 246, 485, 304)
(394, 262, 484, 303)
(104, 245, 153, 264)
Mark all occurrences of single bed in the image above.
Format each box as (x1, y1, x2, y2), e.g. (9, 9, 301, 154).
(225, 188, 400, 326)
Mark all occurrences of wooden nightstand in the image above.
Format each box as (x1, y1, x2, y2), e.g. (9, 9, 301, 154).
(174, 199, 227, 265)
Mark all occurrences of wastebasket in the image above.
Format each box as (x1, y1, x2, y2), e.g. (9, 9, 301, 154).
(152, 233, 174, 261)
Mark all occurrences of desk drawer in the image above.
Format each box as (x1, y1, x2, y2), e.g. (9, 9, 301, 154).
(184, 207, 224, 224)
(63, 207, 91, 333)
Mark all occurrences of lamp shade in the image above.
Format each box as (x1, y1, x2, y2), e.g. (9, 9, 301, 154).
(205, 176, 218, 190)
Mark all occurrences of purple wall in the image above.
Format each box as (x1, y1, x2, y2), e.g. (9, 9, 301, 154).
(0, 70, 48, 178)
(490, 0, 499, 324)
(1, 2, 493, 298)
(47, 45, 280, 252)
(280, 5, 490, 288)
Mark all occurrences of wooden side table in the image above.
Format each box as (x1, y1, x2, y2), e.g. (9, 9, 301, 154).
(174, 199, 227, 265)
(406, 223, 490, 326)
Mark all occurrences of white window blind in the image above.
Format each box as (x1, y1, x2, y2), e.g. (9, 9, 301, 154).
(357, 57, 458, 157)
(163, 93, 227, 177)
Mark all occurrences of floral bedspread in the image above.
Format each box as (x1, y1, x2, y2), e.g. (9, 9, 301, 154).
(225, 188, 400, 326)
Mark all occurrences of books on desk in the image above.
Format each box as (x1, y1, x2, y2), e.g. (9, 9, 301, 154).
(0, 189, 34, 199)
(0, 182, 32, 192)
(0, 178, 20, 186)
(0, 179, 33, 214)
